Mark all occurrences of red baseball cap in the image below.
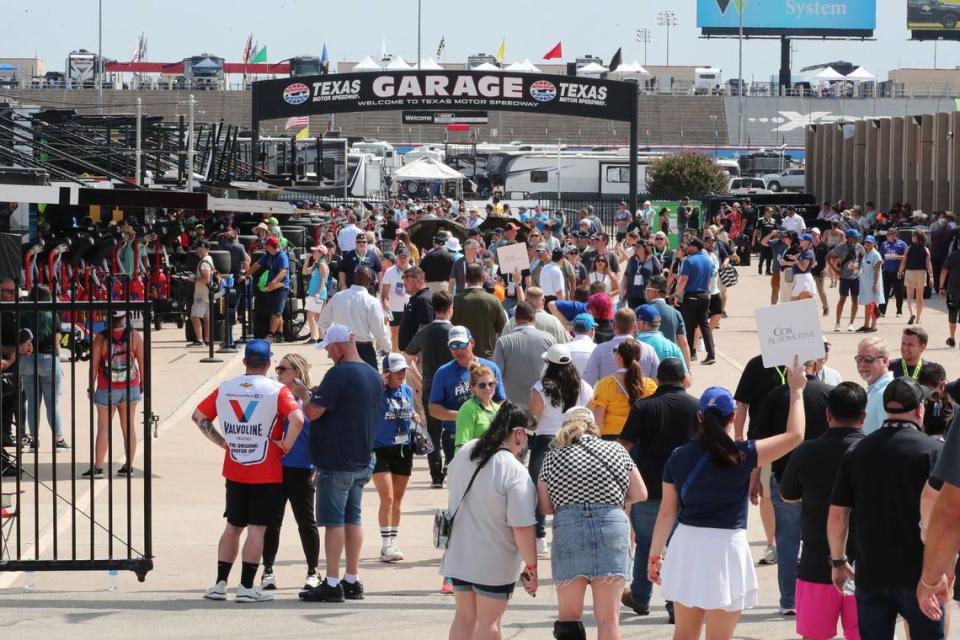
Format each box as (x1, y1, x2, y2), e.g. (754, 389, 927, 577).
(265, 237, 280, 249)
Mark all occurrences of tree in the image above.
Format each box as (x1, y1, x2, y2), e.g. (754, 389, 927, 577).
(645, 152, 729, 201)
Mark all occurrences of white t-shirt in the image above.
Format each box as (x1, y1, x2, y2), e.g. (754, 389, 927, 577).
(567, 335, 597, 376)
(539, 262, 566, 298)
(439, 442, 537, 585)
(532, 379, 594, 437)
(781, 214, 805, 235)
(336, 224, 361, 253)
(381, 265, 409, 313)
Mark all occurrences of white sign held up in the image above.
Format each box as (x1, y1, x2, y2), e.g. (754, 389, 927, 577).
(496, 242, 531, 275)
(755, 298, 825, 369)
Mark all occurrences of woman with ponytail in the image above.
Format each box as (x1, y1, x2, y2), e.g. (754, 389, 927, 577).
(646, 356, 808, 640)
(589, 338, 657, 440)
(537, 407, 647, 639)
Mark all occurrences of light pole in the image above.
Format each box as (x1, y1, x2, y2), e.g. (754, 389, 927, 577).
(417, 0, 422, 70)
(737, 0, 745, 146)
(636, 28, 652, 65)
(657, 11, 677, 66)
(97, 0, 103, 114)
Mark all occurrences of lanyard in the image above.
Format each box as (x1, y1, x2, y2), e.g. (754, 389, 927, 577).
(901, 359, 922, 380)
(775, 366, 786, 386)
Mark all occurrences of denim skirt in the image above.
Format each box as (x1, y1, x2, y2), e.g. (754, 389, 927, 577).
(551, 503, 630, 583)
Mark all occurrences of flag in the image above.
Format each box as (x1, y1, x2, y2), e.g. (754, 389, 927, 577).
(320, 43, 329, 74)
(437, 36, 446, 59)
(295, 126, 310, 140)
(250, 45, 268, 63)
(609, 47, 622, 72)
(543, 42, 562, 60)
(495, 40, 506, 63)
(285, 116, 309, 130)
(242, 34, 253, 65)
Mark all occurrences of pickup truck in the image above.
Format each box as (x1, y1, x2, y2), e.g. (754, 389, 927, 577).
(728, 178, 771, 195)
(761, 169, 806, 192)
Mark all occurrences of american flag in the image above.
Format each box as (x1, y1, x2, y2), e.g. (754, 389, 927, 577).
(285, 116, 309, 130)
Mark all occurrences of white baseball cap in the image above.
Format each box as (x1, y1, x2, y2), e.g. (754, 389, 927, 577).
(382, 353, 409, 373)
(542, 343, 572, 365)
(317, 324, 353, 349)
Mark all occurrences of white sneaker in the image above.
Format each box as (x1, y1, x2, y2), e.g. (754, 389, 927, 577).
(847, 324, 855, 332)
(260, 572, 276, 590)
(833, 323, 841, 333)
(380, 543, 404, 562)
(235, 584, 273, 603)
(536, 537, 549, 557)
(304, 573, 321, 589)
(758, 545, 778, 565)
(203, 580, 227, 600)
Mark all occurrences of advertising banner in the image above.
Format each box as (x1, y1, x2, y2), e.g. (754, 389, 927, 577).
(697, 0, 876, 36)
(402, 111, 489, 124)
(908, 0, 960, 35)
(252, 71, 636, 123)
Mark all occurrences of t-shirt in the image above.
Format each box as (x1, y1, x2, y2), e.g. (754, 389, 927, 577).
(647, 298, 686, 346)
(454, 398, 501, 448)
(339, 249, 382, 288)
(828, 242, 865, 280)
(664, 440, 758, 530)
(195, 255, 214, 299)
(590, 375, 657, 436)
(309, 361, 384, 472)
(779, 427, 864, 584)
(373, 384, 415, 450)
(439, 442, 537, 586)
(539, 436, 634, 509)
(792, 249, 815, 275)
(257, 251, 290, 288)
(679, 252, 713, 293)
(636, 331, 687, 372)
(451, 288, 507, 359)
(398, 288, 434, 352)
(381, 265, 409, 313)
(932, 417, 960, 488)
(553, 300, 587, 321)
(538, 262, 566, 299)
(404, 320, 453, 396)
(421, 248, 455, 283)
(734, 355, 787, 431)
(532, 379, 594, 437)
(888, 357, 938, 381)
(429, 357, 506, 431)
(830, 423, 942, 589)
(620, 386, 699, 500)
(880, 239, 909, 272)
(195, 374, 299, 484)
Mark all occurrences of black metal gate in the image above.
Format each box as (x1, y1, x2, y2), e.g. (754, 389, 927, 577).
(0, 288, 153, 581)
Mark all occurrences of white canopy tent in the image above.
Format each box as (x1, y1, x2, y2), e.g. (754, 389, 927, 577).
(504, 59, 541, 73)
(472, 62, 501, 71)
(386, 56, 412, 70)
(578, 62, 609, 77)
(353, 56, 382, 72)
(392, 158, 465, 198)
(610, 60, 650, 80)
(813, 67, 845, 81)
(418, 57, 444, 70)
(846, 66, 876, 81)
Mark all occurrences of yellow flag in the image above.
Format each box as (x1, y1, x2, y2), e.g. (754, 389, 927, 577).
(495, 39, 506, 63)
(295, 126, 310, 140)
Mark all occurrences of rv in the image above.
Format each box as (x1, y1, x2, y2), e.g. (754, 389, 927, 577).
(501, 151, 665, 198)
(694, 68, 723, 95)
(66, 49, 100, 88)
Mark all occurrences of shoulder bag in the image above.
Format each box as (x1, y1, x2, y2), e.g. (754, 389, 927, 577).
(433, 452, 495, 550)
(718, 264, 739, 288)
(679, 452, 710, 504)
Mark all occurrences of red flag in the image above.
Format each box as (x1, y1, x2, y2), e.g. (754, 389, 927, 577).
(543, 42, 563, 60)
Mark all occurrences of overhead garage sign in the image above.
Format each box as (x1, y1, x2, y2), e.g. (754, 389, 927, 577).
(252, 71, 636, 122)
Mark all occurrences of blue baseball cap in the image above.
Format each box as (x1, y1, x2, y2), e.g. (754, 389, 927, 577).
(845, 229, 861, 239)
(864, 235, 877, 245)
(244, 339, 273, 366)
(636, 304, 661, 323)
(572, 313, 598, 332)
(800, 233, 813, 243)
(699, 386, 736, 416)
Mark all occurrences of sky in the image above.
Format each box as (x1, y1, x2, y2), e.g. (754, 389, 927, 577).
(0, 0, 946, 81)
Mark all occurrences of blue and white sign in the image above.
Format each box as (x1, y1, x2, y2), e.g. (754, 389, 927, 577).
(697, 0, 876, 34)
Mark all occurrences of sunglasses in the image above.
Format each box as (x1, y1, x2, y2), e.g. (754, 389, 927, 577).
(854, 355, 882, 364)
(475, 381, 496, 389)
(356, 240, 368, 244)
(449, 341, 469, 350)
(275, 365, 291, 373)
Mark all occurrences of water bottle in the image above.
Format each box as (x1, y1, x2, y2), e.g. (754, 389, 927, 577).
(24, 570, 35, 591)
(106, 569, 119, 592)
(842, 578, 855, 597)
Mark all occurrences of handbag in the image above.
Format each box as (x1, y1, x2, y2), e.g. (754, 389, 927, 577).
(410, 420, 434, 456)
(433, 453, 492, 550)
(718, 264, 739, 288)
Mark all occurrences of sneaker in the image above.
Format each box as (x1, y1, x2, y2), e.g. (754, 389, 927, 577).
(833, 323, 841, 333)
(536, 537, 549, 557)
(778, 607, 797, 616)
(380, 544, 404, 563)
(236, 584, 273, 603)
(55, 439, 70, 450)
(304, 573, 320, 590)
(854, 326, 869, 333)
(440, 577, 454, 594)
(896, 312, 902, 318)
(81, 467, 104, 479)
(303, 338, 317, 345)
(203, 580, 227, 601)
(702, 357, 717, 366)
(948, 338, 957, 348)
(847, 324, 855, 332)
(429, 480, 444, 489)
(116, 465, 133, 477)
(260, 572, 276, 590)
(908, 315, 916, 325)
(621, 589, 650, 616)
(342, 579, 364, 600)
(187, 341, 204, 347)
(758, 545, 777, 565)
(299, 580, 345, 602)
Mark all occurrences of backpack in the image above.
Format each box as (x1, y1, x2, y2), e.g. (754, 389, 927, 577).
(101, 325, 139, 385)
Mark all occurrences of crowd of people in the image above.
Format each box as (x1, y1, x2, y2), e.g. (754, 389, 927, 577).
(180, 195, 960, 640)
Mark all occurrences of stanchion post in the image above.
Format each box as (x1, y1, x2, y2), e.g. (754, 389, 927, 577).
(199, 285, 223, 363)
(236, 277, 249, 344)
(217, 278, 237, 354)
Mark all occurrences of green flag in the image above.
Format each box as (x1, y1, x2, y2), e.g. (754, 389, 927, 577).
(250, 45, 268, 63)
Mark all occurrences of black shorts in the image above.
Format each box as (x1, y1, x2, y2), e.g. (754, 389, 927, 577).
(223, 479, 284, 527)
(709, 293, 724, 316)
(389, 311, 404, 327)
(373, 444, 413, 476)
(839, 279, 860, 298)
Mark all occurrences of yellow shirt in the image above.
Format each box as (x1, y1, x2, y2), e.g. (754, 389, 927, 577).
(590, 375, 658, 436)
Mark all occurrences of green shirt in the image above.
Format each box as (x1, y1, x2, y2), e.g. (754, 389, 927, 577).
(636, 330, 687, 372)
(455, 397, 501, 449)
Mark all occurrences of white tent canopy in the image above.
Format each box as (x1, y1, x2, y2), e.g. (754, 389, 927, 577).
(393, 157, 464, 181)
(418, 57, 444, 70)
(353, 56, 382, 72)
(472, 62, 501, 71)
(846, 66, 876, 81)
(578, 62, 609, 76)
(504, 59, 541, 73)
(610, 60, 650, 79)
(386, 56, 412, 70)
(814, 67, 845, 81)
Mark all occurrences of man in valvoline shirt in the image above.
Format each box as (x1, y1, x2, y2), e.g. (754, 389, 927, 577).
(428, 326, 506, 467)
(675, 239, 717, 365)
(245, 237, 290, 341)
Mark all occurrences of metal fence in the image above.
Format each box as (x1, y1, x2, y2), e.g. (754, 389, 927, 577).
(0, 290, 153, 581)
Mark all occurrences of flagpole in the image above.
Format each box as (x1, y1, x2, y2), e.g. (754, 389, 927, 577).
(417, 0, 422, 70)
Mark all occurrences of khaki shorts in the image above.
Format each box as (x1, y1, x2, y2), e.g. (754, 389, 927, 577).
(904, 269, 927, 291)
(191, 296, 209, 319)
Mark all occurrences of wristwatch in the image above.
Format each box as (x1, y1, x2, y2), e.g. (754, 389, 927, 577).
(831, 556, 848, 568)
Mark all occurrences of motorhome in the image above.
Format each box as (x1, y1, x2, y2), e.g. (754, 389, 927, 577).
(694, 68, 723, 95)
(501, 151, 665, 198)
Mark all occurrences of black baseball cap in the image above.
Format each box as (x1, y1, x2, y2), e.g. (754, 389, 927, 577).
(882, 377, 930, 413)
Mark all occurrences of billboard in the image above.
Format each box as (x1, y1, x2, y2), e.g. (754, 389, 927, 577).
(908, 0, 960, 39)
(697, 0, 876, 37)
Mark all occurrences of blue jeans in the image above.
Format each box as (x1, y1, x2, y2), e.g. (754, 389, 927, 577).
(314, 459, 373, 527)
(441, 429, 456, 467)
(856, 585, 944, 639)
(19, 353, 63, 441)
(629, 499, 661, 608)
(771, 474, 801, 610)
(528, 435, 552, 539)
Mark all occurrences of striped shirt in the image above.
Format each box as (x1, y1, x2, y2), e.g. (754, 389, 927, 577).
(582, 334, 660, 386)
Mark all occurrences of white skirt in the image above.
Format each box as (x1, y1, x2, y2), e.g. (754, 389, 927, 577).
(660, 523, 759, 612)
(792, 272, 816, 297)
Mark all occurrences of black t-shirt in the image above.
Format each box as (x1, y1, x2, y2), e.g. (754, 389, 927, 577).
(218, 240, 247, 276)
(831, 423, 942, 589)
(750, 376, 833, 480)
(620, 386, 699, 499)
(381, 218, 399, 241)
(942, 250, 960, 297)
(812, 244, 829, 277)
(339, 249, 382, 288)
(402, 320, 454, 396)
(887, 358, 939, 381)
(757, 216, 778, 240)
(20, 311, 61, 355)
(0, 311, 16, 349)
(779, 427, 865, 583)
(398, 288, 434, 352)
(420, 248, 455, 283)
(735, 355, 787, 431)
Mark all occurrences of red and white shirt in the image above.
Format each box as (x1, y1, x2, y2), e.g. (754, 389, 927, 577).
(196, 375, 299, 484)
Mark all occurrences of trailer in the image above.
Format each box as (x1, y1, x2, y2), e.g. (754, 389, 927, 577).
(502, 151, 664, 198)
